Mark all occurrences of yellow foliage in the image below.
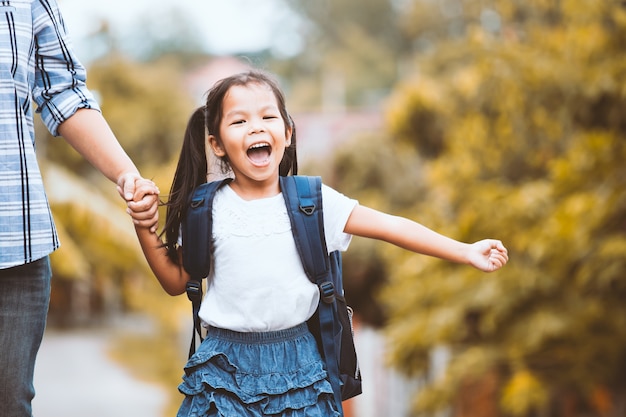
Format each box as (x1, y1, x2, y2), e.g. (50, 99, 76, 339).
(48, 220, 90, 280)
(385, 78, 446, 131)
(501, 369, 548, 416)
(87, 54, 195, 168)
(451, 66, 482, 100)
(379, 0, 626, 415)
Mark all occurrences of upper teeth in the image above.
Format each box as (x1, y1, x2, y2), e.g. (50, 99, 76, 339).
(249, 143, 269, 150)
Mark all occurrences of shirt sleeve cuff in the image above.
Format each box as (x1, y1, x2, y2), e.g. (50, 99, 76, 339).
(38, 86, 101, 136)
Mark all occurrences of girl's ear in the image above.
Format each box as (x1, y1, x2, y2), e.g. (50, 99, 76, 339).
(285, 126, 293, 147)
(209, 135, 226, 157)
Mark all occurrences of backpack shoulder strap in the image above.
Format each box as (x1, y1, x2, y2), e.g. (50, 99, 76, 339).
(182, 178, 232, 279)
(279, 175, 331, 285)
(182, 178, 231, 358)
(279, 175, 344, 415)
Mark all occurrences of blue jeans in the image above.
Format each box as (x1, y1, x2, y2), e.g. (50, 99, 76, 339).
(0, 257, 51, 417)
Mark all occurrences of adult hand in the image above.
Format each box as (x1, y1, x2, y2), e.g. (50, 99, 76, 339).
(117, 173, 160, 232)
(467, 239, 509, 272)
(117, 172, 144, 201)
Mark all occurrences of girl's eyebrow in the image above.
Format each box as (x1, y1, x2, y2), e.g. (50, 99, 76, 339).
(224, 105, 279, 119)
(223, 109, 246, 119)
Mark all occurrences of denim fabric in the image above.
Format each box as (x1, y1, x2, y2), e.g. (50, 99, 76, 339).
(0, 257, 51, 417)
(177, 323, 340, 417)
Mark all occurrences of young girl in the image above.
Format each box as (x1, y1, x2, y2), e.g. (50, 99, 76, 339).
(130, 70, 508, 417)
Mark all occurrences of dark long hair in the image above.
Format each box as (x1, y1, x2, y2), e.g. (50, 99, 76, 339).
(162, 70, 298, 263)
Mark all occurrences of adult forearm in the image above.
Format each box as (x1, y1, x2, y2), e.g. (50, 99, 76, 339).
(57, 108, 138, 183)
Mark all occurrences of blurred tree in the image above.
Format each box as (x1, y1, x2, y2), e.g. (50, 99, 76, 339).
(70, 9, 207, 64)
(88, 55, 195, 167)
(39, 54, 194, 178)
(41, 163, 164, 324)
(125, 8, 207, 62)
(45, 161, 189, 413)
(309, 132, 424, 327)
(319, 0, 626, 416)
(277, 0, 411, 110)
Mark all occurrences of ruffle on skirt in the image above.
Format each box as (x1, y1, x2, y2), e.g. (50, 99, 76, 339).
(177, 323, 341, 417)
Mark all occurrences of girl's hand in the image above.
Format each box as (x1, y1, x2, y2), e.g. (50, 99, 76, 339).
(127, 179, 160, 233)
(467, 239, 508, 272)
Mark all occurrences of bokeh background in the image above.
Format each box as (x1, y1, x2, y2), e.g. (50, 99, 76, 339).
(33, 1, 626, 416)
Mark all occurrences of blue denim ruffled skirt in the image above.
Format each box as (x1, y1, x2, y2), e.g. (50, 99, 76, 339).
(176, 322, 340, 417)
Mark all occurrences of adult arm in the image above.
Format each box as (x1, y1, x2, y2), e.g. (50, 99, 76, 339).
(58, 109, 138, 191)
(32, 0, 158, 228)
(57, 109, 159, 230)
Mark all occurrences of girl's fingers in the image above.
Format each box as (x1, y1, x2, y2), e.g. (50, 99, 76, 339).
(488, 251, 508, 270)
(133, 181, 160, 201)
(127, 200, 158, 218)
(128, 193, 159, 212)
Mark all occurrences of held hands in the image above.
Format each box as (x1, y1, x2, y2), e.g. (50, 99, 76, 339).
(116, 173, 160, 233)
(467, 239, 509, 272)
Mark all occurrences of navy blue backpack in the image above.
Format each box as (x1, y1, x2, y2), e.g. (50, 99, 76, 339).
(182, 175, 362, 415)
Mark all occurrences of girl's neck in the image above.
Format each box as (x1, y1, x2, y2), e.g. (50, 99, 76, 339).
(228, 177, 281, 201)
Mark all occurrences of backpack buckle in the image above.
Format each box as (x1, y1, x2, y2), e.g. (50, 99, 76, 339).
(319, 281, 335, 304)
(299, 204, 316, 215)
(190, 198, 205, 209)
(186, 281, 202, 302)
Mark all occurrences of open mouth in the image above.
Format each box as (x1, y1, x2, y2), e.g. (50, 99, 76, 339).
(247, 142, 272, 165)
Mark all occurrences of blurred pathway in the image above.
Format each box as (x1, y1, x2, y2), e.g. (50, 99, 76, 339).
(33, 329, 167, 417)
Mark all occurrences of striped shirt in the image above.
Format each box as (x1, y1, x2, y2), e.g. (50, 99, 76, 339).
(0, 0, 99, 269)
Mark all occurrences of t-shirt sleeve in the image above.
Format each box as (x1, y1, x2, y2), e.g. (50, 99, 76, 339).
(321, 184, 358, 253)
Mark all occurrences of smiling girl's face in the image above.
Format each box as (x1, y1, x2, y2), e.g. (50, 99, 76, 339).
(209, 82, 292, 198)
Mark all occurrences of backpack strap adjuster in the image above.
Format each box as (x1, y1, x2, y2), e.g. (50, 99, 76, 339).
(186, 280, 202, 302)
(319, 281, 335, 304)
(299, 204, 316, 215)
(190, 198, 204, 209)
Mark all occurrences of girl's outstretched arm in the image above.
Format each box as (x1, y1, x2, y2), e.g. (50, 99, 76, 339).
(130, 181, 190, 295)
(344, 205, 508, 272)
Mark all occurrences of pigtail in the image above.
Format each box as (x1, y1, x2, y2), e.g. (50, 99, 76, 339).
(280, 115, 298, 176)
(162, 106, 208, 263)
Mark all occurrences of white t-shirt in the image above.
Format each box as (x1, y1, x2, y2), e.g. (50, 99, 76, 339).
(193, 183, 357, 332)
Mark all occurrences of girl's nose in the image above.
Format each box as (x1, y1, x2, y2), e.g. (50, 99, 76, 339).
(248, 119, 265, 134)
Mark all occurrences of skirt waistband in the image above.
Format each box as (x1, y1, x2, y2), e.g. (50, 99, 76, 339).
(206, 322, 309, 344)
